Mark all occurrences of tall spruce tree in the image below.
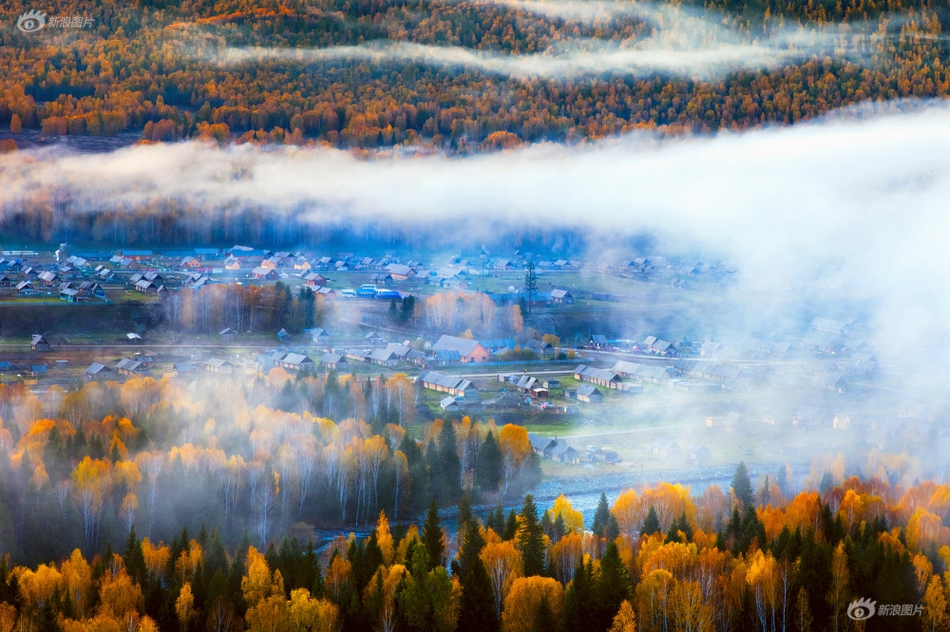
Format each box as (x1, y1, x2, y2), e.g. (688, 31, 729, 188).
(642, 506, 661, 535)
(457, 556, 499, 632)
(477, 431, 502, 492)
(439, 421, 462, 501)
(564, 559, 593, 632)
(427, 438, 444, 502)
(422, 500, 445, 571)
(593, 541, 630, 632)
(592, 491, 610, 537)
(732, 461, 754, 508)
(518, 495, 546, 577)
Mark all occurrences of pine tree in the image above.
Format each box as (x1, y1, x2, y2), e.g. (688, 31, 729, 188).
(732, 461, 754, 508)
(592, 492, 610, 537)
(564, 559, 593, 632)
(477, 431, 502, 492)
(666, 511, 693, 543)
(524, 260, 538, 315)
(457, 556, 499, 632)
(504, 509, 518, 541)
(400, 434, 430, 515)
(422, 500, 445, 571)
(593, 541, 630, 632)
(427, 438, 444, 502)
(439, 421, 462, 501)
(518, 495, 545, 577)
(490, 503, 506, 535)
(642, 506, 661, 535)
(123, 525, 146, 585)
(553, 514, 565, 542)
(531, 595, 556, 632)
(458, 493, 473, 530)
(541, 511, 553, 539)
(457, 518, 486, 581)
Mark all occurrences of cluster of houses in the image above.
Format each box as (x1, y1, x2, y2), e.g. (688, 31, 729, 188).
(648, 439, 712, 466)
(527, 433, 625, 466)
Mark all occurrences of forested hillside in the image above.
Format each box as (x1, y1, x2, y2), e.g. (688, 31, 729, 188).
(0, 366, 949, 630)
(1, 0, 949, 152)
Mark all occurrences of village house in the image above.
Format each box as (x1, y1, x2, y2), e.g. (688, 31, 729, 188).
(549, 443, 582, 464)
(589, 334, 609, 348)
(60, 288, 80, 303)
(304, 272, 327, 287)
(306, 328, 330, 345)
(430, 349, 462, 366)
(588, 447, 619, 464)
(651, 440, 681, 458)
(228, 246, 270, 264)
(432, 335, 491, 363)
(321, 352, 347, 370)
(528, 433, 557, 458)
(279, 353, 316, 372)
(369, 347, 403, 367)
(385, 263, 415, 280)
(688, 446, 711, 465)
(31, 335, 51, 352)
(120, 250, 153, 261)
(574, 365, 623, 389)
(344, 349, 372, 363)
(77, 281, 103, 297)
(613, 360, 670, 384)
(643, 336, 677, 356)
(85, 362, 112, 379)
(810, 317, 852, 336)
(252, 267, 278, 280)
(203, 358, 234, 374)
(116, 358, 148, 376)
(577, 384, 604, 403)
(440, 396, 462, 411)
(416, 370, 480, 400)
(846, 353, 877, 379)
(525, 339, 553, 355)
(550, 289, 574, 304)
(193, 248, 219, 260)
(813, 372, 847, 394)
(38, 271, 58, 286)
(220, 328, 238, 344)
(173, 362, 197, 377)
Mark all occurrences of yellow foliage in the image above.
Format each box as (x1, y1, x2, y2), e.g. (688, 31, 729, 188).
(501, 576, 564, 632)
(98, 570, 144, 619)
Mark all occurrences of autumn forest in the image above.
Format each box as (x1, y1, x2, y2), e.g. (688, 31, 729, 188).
(0, 370, 947, 631)
(1, 0, 950, 154)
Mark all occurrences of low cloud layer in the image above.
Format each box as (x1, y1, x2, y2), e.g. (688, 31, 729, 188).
(207, 1, 857, 80)
(217, 34, 840, 79)
(2, 101, 950, 368)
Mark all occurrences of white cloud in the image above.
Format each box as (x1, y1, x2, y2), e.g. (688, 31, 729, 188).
(2, 100, 950, 366)
(208, 1, 856, 80)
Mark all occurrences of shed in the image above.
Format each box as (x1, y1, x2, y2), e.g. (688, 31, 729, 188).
(31, 335, 51, 352)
